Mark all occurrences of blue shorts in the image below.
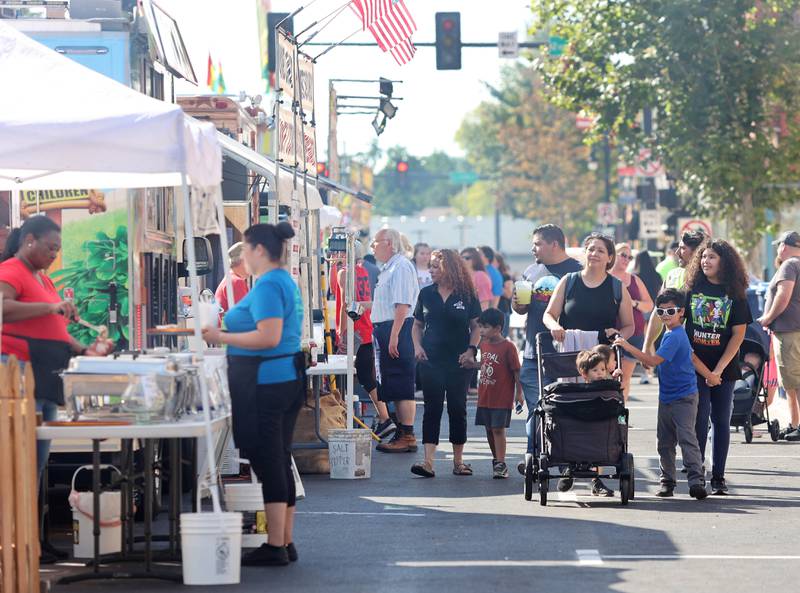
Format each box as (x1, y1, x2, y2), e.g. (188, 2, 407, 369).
(373, 318, 416, 402)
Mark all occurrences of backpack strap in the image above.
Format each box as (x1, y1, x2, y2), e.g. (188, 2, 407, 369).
(611, 275, 623, 307)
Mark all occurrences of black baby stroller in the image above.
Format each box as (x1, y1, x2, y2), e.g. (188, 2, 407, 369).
(523, 332, 634, 506)
(731, 324, 780, 443)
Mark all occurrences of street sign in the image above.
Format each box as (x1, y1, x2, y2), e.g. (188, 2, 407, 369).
(639, 209, 661, 239)
(548, 35, 567, 56)
(635, 148, 664, 178)
(597, 202, 618, 225)
(498, 32, 518, 59)
(449, 171, 480, 185)
(678, 217, 712, 238)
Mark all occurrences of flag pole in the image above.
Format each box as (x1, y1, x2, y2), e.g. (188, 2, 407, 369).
(311, 28, 360, 62)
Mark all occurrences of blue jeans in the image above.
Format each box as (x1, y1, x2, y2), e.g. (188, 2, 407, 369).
(520, 358, 552, 454)
(695, 378, 735, 478)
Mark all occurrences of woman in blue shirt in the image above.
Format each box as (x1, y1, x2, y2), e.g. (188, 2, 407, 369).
(203, 221, 304, 567)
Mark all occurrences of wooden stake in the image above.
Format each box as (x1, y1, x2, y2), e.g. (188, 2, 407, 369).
(0, 399, 17, 593)
(11, 401, 30, 593)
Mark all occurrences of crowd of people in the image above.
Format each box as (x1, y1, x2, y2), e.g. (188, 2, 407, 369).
(326, 223, 800, 502)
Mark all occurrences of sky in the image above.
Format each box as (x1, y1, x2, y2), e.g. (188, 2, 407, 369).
(160, 0, 536, 161)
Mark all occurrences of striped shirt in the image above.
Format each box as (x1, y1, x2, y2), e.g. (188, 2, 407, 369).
(372, 253, 420, 323)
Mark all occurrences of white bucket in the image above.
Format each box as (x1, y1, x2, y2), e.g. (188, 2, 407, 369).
(328, 428, 373, 479)
(180, 512, 243, 586)
(69, 465, 122, 558)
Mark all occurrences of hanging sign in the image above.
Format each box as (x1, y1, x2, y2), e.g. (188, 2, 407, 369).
(298, 52, 314, 116)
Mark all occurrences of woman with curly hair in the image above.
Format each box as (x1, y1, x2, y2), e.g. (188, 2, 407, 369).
(410, 249, 482, 477)
(685, 239, 752, 495)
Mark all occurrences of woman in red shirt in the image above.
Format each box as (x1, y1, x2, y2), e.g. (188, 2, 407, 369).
(0, 216, 111, 479)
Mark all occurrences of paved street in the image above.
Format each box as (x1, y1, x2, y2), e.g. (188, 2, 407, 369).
(48, 381, 800, 593)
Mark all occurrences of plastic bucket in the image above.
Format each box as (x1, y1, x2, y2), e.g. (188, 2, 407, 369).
(180, 512, 242, 585)
(328, 428, 373, 479)
(69, 465, 122, 558)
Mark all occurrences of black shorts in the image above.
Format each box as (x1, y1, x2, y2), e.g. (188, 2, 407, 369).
(355, 342, 378, 393)
(373, 318, 416, 402)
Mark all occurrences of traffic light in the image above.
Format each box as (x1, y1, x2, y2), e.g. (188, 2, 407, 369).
(396, 161, 409, 174)
(435, 12, 461, 70)
(396, 161, 409, 187)
(316, 162, 329, 177)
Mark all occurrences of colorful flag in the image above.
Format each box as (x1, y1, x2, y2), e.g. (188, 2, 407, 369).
(207, 53, 215, 89)
(390, 38, 416, 65)
(350, 0, 417, 64)
(216, 61, 226, 94)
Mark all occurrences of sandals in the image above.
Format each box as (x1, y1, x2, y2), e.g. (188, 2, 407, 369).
(452, 462, 473, 476)
(411, 462, 435, 478)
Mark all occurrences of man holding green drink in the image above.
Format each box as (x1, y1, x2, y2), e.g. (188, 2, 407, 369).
(512, 224, 582, 473)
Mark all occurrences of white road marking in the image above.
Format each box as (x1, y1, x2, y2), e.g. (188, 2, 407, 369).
(630, 455, 800, 459)
(296, 511, 425, 517)
(576, 549, 604, 565)
(394, 560, 580, 568)
(603, 555, 800, 561)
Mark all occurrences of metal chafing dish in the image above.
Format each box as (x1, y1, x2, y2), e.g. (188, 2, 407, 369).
(61, 353, 230, 423)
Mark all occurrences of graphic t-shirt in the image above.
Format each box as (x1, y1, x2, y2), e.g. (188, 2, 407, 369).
(224, 268, 303, 384)
(334, 264, 374, 344)
(684, 278, 752, 381)
(477, 338, 520, 409)
(0, 257, 71, 361)
(522, 258, 583, 359)
(655, 325, 698, 403)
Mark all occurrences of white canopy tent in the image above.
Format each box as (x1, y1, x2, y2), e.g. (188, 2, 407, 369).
(0, 22, 227, 512)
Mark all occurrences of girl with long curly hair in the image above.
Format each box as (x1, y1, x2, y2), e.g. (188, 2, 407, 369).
(684, 239, 752, 495)
(410, 249, 482, 477)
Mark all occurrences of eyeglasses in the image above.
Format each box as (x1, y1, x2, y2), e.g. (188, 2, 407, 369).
(618, 253, 632, 260)
(370, 239, 390, 247)
(656, 307, 680, 317)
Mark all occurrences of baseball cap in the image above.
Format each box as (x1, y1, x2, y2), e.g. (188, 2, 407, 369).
(773, 231, 800, 247)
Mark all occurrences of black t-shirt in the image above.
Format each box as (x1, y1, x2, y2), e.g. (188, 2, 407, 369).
(414, 284, 482, 366)
(684, 278, 752, 381)
(560, 274, 619, 334)
(498, 273, 512, 314)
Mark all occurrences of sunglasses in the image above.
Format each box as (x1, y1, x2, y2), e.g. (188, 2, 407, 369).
(618, 253, 632, 259)
(656, 307, 681, 317)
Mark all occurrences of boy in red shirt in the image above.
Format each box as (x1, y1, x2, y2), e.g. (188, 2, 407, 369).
(476, 308, 524, 479)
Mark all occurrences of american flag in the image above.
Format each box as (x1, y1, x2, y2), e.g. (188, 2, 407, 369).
(350, 0, 417, 64)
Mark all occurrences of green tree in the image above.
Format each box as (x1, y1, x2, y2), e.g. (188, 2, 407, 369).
(372, 147, 468, 215)
(456, 64, 603, 238)
(532, 0, 800, 261)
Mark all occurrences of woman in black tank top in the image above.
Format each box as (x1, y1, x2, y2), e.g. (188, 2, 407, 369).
(544, 233, 635, 343)
(542, 233, 635, 498)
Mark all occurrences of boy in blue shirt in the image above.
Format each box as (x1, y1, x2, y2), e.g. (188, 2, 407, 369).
(614, 288, 708, 500)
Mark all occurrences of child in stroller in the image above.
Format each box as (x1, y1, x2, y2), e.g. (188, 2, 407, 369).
(523, 333, 634, 506)
(732, 325, 781, 442)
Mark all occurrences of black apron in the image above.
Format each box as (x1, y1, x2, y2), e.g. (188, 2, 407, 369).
(227, 351, 308, 450)
(7, 335, 72, 404)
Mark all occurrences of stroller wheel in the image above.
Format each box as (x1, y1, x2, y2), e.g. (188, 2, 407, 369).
(769, 420, 781, 442)
(538, 473, 549, 506)
(524, 456, 536, 501)
(744, 421, 753, 444)
(620, 476, 630, 505)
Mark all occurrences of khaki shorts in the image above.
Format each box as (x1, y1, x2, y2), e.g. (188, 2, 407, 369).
(773, 330, 800, 390)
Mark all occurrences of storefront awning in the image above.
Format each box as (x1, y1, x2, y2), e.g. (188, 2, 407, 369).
(317, 175, 373, 203)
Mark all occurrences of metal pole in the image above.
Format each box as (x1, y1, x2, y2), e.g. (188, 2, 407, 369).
(345, 233, 355, 429)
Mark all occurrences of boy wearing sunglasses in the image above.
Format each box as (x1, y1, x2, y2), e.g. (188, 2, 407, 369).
(614, 288, 708, 500)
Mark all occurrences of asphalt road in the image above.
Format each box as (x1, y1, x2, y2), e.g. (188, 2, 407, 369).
(48, 381, 800, 593)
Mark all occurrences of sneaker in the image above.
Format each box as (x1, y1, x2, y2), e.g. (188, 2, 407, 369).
(689, 484, 708, 500)
(242, 543, 290, 566)
(374, 418, 397, 440)
(591, 478, 614, 497)
(376, 430, 417, 453)
(286, 542, 298, 562)
(557, 470, 573, 492)
(493, 462, 509, 479)
(639, 375, 650, 385)
(785, 428, 800, 442)
(655, 484, 674, 497)
(779, 425, 796, 439)
(710, 477, 728, 495)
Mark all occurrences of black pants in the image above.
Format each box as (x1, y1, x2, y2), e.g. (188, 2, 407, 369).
(420, 363, 470, 445)
(242, 379, 304, 506)
(355, 343, 378, 393)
